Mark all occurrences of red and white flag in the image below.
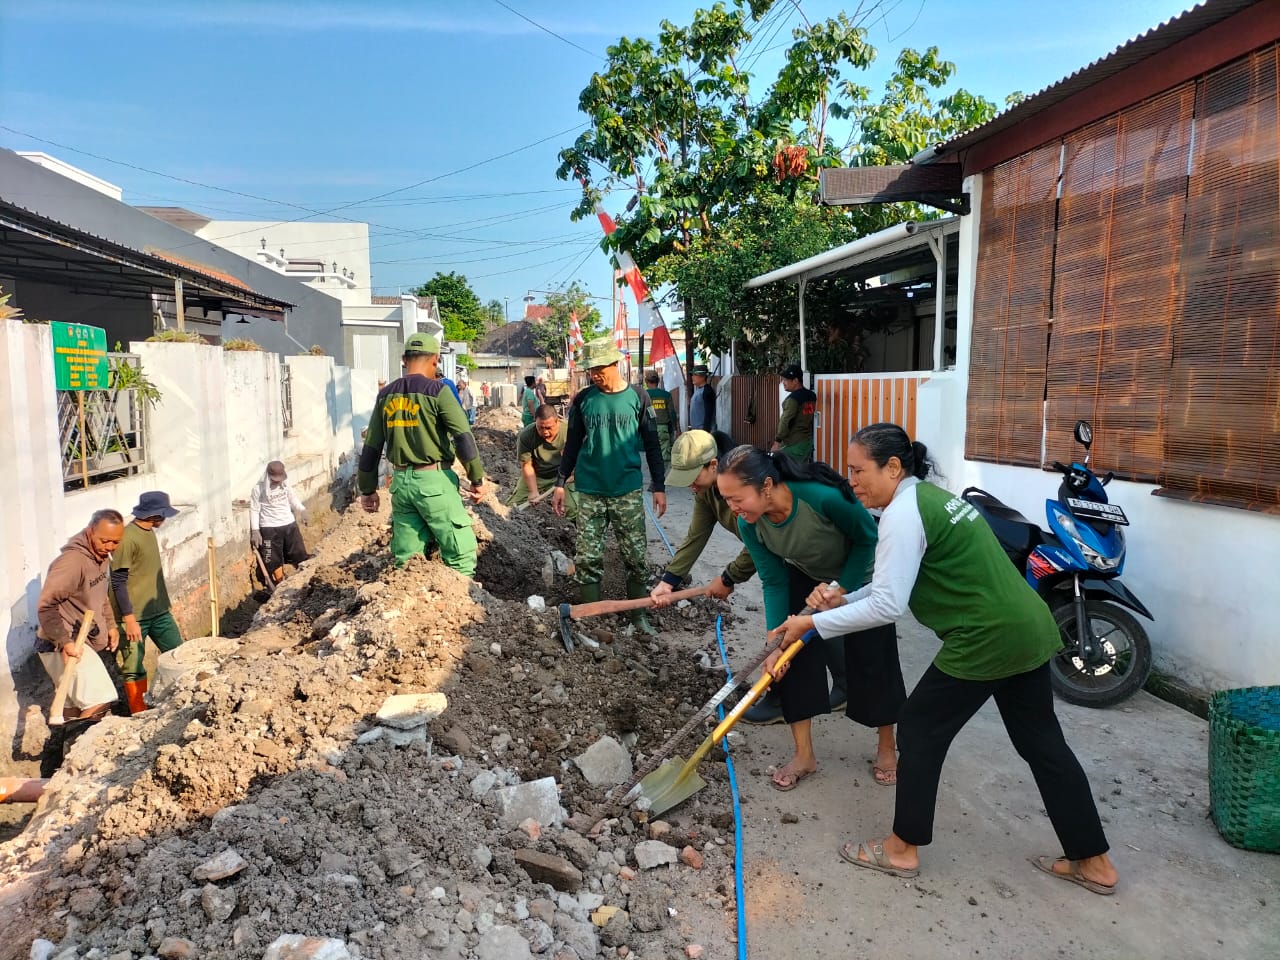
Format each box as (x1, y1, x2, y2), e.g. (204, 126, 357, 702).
(568, 309, 584, 372)
(595, 200, 676, 368)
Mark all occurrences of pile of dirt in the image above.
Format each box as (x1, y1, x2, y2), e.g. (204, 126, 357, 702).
(0, 417, 741, 960)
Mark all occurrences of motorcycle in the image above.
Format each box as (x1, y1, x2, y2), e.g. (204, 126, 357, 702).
(962, 420, 1154, 706)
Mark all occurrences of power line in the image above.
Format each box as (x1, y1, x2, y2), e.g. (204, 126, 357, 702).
(490, 0, 603, 60)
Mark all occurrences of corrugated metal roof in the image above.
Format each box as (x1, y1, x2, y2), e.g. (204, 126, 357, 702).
(941, 0, 1258, 155)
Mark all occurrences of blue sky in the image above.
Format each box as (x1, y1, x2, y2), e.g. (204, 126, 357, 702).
(0, 0, 1194, 316)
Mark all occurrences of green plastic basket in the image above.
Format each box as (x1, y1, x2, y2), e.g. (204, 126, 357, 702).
(1208, 685, 1280, 853)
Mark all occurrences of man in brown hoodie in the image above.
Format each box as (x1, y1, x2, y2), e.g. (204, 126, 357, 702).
(35, 509, 125, 721)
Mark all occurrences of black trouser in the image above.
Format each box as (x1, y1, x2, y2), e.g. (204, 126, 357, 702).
(777, 567, 906, 727)
(893, 661, 1109, 860)
(256, 522, 308, 584)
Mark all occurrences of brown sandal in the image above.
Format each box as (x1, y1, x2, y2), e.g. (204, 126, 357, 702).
(838, 840, 919, 879)
(1029, 855, 1117, 896)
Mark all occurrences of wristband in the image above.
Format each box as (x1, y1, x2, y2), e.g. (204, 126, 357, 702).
(659, 570, 683, 588)
(719, 571, 735, 590)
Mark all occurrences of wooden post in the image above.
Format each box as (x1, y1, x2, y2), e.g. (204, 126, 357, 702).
(77, 392, 89, 489)
(207, 536, 219, 637)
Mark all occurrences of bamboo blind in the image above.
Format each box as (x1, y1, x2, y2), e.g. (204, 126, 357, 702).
(1046, 85, 1193, 480)
(1162, 47, 1280, 512)
(966, 142, 1060, 466)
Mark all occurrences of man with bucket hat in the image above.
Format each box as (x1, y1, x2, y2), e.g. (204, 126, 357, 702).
(110, 491, 183, 713)
(357, 332, 486, 574)
(553, 337, 666, 634)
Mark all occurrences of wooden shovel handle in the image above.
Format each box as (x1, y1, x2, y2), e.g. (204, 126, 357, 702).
(568, 585, 708, 620)
(49, 610, 94, 726)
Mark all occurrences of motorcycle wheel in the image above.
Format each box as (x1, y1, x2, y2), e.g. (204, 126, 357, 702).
(1049, 600, 1152, 707)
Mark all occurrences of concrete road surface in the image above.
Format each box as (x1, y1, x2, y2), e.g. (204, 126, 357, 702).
(646, 483, 1280, 960)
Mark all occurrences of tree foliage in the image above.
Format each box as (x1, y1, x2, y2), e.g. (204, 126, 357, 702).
(414, 272, 487, 343)
(529, 283, 606, 366)
(557, 1, 1003, 371)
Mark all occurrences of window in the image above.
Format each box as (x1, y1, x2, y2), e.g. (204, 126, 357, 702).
(967, 43, 1280, 512)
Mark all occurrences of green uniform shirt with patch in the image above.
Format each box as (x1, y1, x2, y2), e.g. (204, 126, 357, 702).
(739, 481, 877, 631)
(517, 420, 566, 482)
(775, 387, 816, 448)
(521, 386, 540, 424)
(646, 387, 678, 438)
(559, 384, 665, 498)
(911, 482, 1062, 680)
(109, 521, 171, 620)
(357, 373, 484, 495)
(665, 485, 756, 584)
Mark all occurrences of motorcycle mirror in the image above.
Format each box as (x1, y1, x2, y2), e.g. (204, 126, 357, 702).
(1074, 420, 1093, 448)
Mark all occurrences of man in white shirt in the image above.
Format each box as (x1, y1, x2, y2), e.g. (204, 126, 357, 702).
(250, 460, 310, 585)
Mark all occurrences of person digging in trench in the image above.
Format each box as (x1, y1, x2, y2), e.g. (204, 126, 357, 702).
(508, 403, 578, 521)
(35, 509, 126, 775)
(717, 444, 905, 792)
(769, 423, 1119, 894)
(111, 491, 184, 714)
(250, 460, 310, 588)
(552, 337, 666, 635)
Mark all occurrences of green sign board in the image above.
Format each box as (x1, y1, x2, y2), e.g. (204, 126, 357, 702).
(52, 323, 109, 391)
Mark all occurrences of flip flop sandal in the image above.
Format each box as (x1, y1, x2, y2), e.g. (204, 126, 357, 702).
(770, 767, 817, 792)
(1029, 855, 1116, 896)
(838, 840, 919, 879)
(871, 764, 898, 786)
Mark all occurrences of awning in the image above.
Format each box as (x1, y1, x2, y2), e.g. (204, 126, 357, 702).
(745, 217, 959, 289)
(0, 200, 293, 319)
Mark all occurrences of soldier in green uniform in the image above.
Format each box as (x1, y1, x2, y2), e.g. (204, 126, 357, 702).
(552, 338, 667, 634)
(509, 403, 579, 521)
(643, 370, 679, 470)
(358, 333, 486, 575)
(772, 362, 817, 461)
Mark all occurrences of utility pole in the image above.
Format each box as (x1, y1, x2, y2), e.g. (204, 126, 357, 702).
(504, 296, 511, 383)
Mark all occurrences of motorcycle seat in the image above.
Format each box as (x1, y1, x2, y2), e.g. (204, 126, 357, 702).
(961, 487, 1041, 554)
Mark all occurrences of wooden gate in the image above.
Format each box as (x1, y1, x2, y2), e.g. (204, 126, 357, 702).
(727, 374, 782, 448)
(814, 373, 929, 475)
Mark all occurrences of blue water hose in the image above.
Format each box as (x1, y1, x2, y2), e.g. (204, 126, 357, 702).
(646, 499, 750, 960)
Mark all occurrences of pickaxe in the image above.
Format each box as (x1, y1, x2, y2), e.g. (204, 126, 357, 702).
(557, 585, 708, 652)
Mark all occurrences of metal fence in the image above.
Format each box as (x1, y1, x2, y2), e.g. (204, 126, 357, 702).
(280, 362, 293, 435)
(58, 353, 148, 488)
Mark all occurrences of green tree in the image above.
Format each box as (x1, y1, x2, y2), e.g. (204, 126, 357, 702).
(414, 272, 486, 343)
(484, 298, 506, 331)
(559, 1, 1000, 370)
(529, 283, 606, 366)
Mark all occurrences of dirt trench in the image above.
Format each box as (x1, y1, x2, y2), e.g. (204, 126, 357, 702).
(0, 407, 741, 960)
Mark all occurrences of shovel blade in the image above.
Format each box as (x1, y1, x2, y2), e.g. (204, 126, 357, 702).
(637, 755, 709, 817)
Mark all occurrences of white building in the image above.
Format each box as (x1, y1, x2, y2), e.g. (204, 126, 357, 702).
(141, 211, 447, 382)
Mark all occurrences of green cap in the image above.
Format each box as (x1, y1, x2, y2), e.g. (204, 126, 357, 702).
(403, 332, 440, 355)
(581, 338, 622, 369)
(665, 429, 718, 487)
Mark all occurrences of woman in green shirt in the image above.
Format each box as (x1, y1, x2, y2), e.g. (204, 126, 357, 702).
(718, 445, 905, 792)
(772, 423, 1118, 895)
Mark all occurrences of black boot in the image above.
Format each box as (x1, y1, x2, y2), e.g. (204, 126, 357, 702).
(578, 581, 602, 604)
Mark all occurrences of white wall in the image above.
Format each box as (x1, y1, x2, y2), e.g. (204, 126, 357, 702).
(916, 172, 1280, 693)
(0, 324, 373, 770)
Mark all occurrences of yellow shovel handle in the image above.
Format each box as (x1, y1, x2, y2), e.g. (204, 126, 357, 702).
(708, 631, 813, 743)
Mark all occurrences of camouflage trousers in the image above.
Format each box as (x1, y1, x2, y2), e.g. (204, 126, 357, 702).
(657, 428, 674, 472)
(574, 490, 648, 585)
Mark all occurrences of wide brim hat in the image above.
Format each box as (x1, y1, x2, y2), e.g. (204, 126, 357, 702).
(581, 338, 623, 368)
(691, 364, 710, 377)
(132, 490, 179, 518)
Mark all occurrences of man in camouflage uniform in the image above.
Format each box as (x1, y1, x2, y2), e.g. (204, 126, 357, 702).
(552, 338, 666, 634)
(358, 333, 486, 575)
(644, 370, 679, 471)
(772, 362, 817, 461)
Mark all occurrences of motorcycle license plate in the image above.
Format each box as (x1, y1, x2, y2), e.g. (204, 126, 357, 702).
(1066, 498, 1128, 525)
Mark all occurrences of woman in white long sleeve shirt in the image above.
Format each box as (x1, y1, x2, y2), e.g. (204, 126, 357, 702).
(769, 423, 1119, 896)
